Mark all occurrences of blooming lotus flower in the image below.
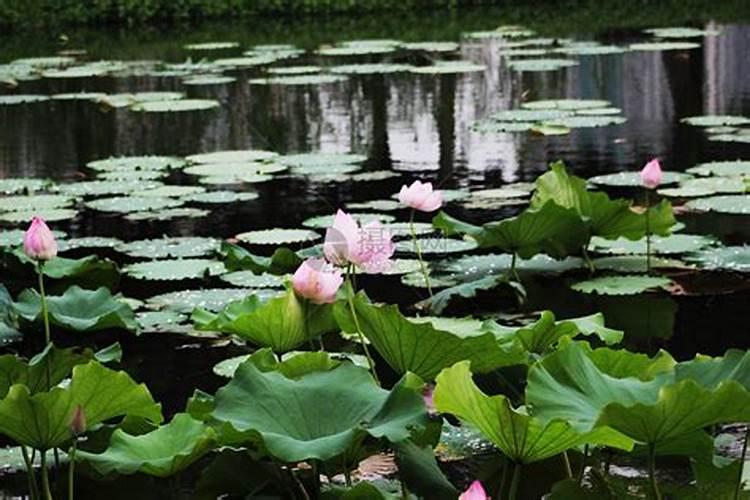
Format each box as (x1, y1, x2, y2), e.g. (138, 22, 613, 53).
(23, 216, 58, 261)
(398, 180, 443, 212)
(323, 210, 395, 272)
(640, 158, 663, 189)
(459, 480, 489, 500)
(292, 258, 343, 304)
(69, 405, 86, 436)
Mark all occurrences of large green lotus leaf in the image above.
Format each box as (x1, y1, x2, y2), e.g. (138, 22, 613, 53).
(685, 195, 750, 214)
(531, 162, 675, 239)
(146, 288, 264, 314)
(334, 293, 526, 380)
(527, 342, 750, 449)
(124, 259, 225, 280)
(433, 201, 588, 259)
(0, 342, 121, 397)
(674, 349, 750, 390)
(687, 160, 750, 177)
(686, 245, 750, 272)
(418, 275, 523, 315)
(393, 439, 457, 500)
(210, 361, 428, 462)
(589, 234, 715, 255)
(434, 362, 632, 463)
(3, 249, 120, 290)
(221, 241, 301, 274)
(77, 413, 215, 477)
(0, 361, 162, 449)
(193, 288, 337, 352)
(15, 286, 137, 332)
(571, 275, 671, 295)
(115, 237, 220, 259)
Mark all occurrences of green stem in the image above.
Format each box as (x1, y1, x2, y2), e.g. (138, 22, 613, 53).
(510, 252, 521, 283)
(68, 442, 76, 500)
(409, 210, 432, 297)
(37, 262, 51, 346)
(582, 245, 595, 274)
(21, 445, 40, 500)
(735, 427, 749, 500)
(508, 463, 522, 500)
(497, 459, 509, 499)
(343, 462, 352, 487)
(645, 190, 652, 275)
(578, 445, 589, 485)
(562, 451, 573, 479)
(345, 269, 380, 385)
(40, 450, 53, 500)
(399, 476, 409, 500)
(648, 444, 662, 500)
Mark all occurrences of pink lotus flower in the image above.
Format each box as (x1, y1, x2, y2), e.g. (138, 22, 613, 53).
(398, 180, 443, 212)
(640, 158, 663, 189)
(459, 480, 489, 500)
(323, 210, 395, 272)
(69, 405, 87, 436)
(292, 258, 343, 304)
(23, 217, 58, 260)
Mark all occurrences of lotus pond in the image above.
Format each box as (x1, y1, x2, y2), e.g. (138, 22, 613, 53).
(2, 4, 750, 500)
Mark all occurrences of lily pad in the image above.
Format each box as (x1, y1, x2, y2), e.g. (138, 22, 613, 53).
(219, 271, 286, 288)
(186, 150, 278, 164)
(214, 55, 278, 68)
(507, 58, 578, 72)
(280, 153, 366, 168)
(317, 45, 396, 56)
(0, 178, 51, 194)
(329, 63, 413, 75)
(410, 61, 486, 74)
(146, 288, 260, 313)
(687, 161, 750, 177)
(303, 213, 394, 229)
(685, 195, 750, 214)
(571, 275, 672, 295)
(188, 191, 259, 204)
(267, 65, 322, 75)
(197, 174, 273, 185)
(86, 196, 184, 213)
(125, 208, 210, 221)
(522, 99, 610, 110)
(96, 170, 167, 181)
(588, 171, 690, 187)
(629, 41, 701, 51)
(182, 75, 236, 86)
(0, 95, 50, 105)
(249, 74, 348, 85)
(488, 109, 573, 122)
(685, 246, 750, 272)
(401, 41, 459, 52)
(116, 237, 220, 259)
(58, 237, 122, 252)
(185, 41, 240, 51)
(136, 310, 188, 332)
(183, 162, 287, 177)
(124, 259, 226, 281)
(544, 115, 626, 128)
(134, 185, 207, 198)
(131, 99, 220, 112)
(644, 27, 719, 38)
(0, 194, 75, 212)
(56, 180, 164, 196)
(0, 209, 78, 223)
(236, 228, 320, 246)
(681, 115, 750, 127)
(86, 156, 185, 172)
(556, 45, 627, 55)
(588, 234, 716, 255)
(346, 199, 401, 212)
(395, 237, 478, 255)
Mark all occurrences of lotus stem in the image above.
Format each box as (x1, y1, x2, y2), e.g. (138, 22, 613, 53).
(290, 468, 310, 500)
(68, 441, 76, 500)
(645, 190, 652, 275)
(40, 450, 53, 500)
(562, 451, 573, 479)
(37, 262, 51, 346)
(21, 445, 40, 500)
(498, 459, 509, 499)
(409, 210, 432, 297)
(648, 444, 661, 500)
(399, 476, 409, 500)
(582, 245, 595, 274)
(508, 463, 522, 500)
(734, 426, 749, 500)
(578, 445, 589, 485)
(345, 268, 380, 386)
(510, 252, 521, 283)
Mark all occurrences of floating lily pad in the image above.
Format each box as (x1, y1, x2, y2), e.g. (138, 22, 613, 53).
(302, 212, 394, 229)
(249, 74, 348, 85)
(346, 199, 400, 211)
(182, 75, 236, 86)
(644, 27, 718, 38)
(576, 107, 623, 116)
(188, 191, 259, 204)
(385, 221, 435, 238)
(471, 121, 533, 133)
(357, 259, 422, 275)
(146, 288, 260, 313)
(687, 161, 750, 177)
(685, 246, 750, 272)
(291, 164, 362, 176)
(134, 185, 207, 198)
(11, 56, 76, 68)
(544, 115, 627, 128)
(51, 92, 107, 101)
(589, 234, 716, 255)
(116, 237, 220, 259)
(58, 237, 122, 252)
(185, 42, 240, 51)
(267, 65, 322, 75)
(131, 99, 220, 112)
(197, 174, 272, 185)
(629, 41, 701, 51)
(410, 61, 486, 74)
(0, 178, 51, 194)
(184, 162, 287, 177)
(136, 310, 188, 333)
(588, 171, 690, 187)
(86, 196, 184, 213)
(0, 194, 75, 212)
(125, 208, 210, 221)
(556, 45, 627, 55)
(280, 153, 366, 168)
(125, 259, 226, 281)
(592, 256, 689, 273)
(96, 170, 167, 181)
(317, 45, 396, 56)
(400, 271, 458, 289)
(350, 170, 401, 182)
(329, 63, 413, 74)
(681, 115, 750, 127)
(685, 195, 750, 214)
(678, 177, 747, 194)
(219, 271, 286, 288)
(401, 41, 459, 52)
(521, 99, 610, 110)
(488, 109, 574, 122)
(0, 228, 66, 247)
(186, 150, 278, 164)
(507, 58, 579, 72)
(214, 55, 278, 68)
(708, 132, 750, 143)
(529, 124, 571, 136)
(236, 228, 320, 245)
(571, 275, 672, 295)
(657, 186, 715, 198)
(0, 209, 78, 223)
(395, 237, 478, 255)
(86, 156, 185, 172)
(42, 65, 111, 79)
(0, 95, 50, 105)
(499, 48, 551, 57)
(98, 92, 186, 108)
(56, 180, 164, 196)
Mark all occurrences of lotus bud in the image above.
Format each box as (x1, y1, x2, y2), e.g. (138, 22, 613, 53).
(292, 258, 343, 304)
(459, 480, 489, 500)
(23, 216, 58, 261)
(639, 158, 663, 190)
(398, 180, 443, 212)
(69, 405, 86, 437)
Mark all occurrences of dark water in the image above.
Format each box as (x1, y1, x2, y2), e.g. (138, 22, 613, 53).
(1, 5, 750, 497)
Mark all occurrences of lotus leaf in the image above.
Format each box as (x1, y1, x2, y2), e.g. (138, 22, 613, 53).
(116, 237, 220, 259)
(124, 259, 225, 280)
(571, 275, 672, 295)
